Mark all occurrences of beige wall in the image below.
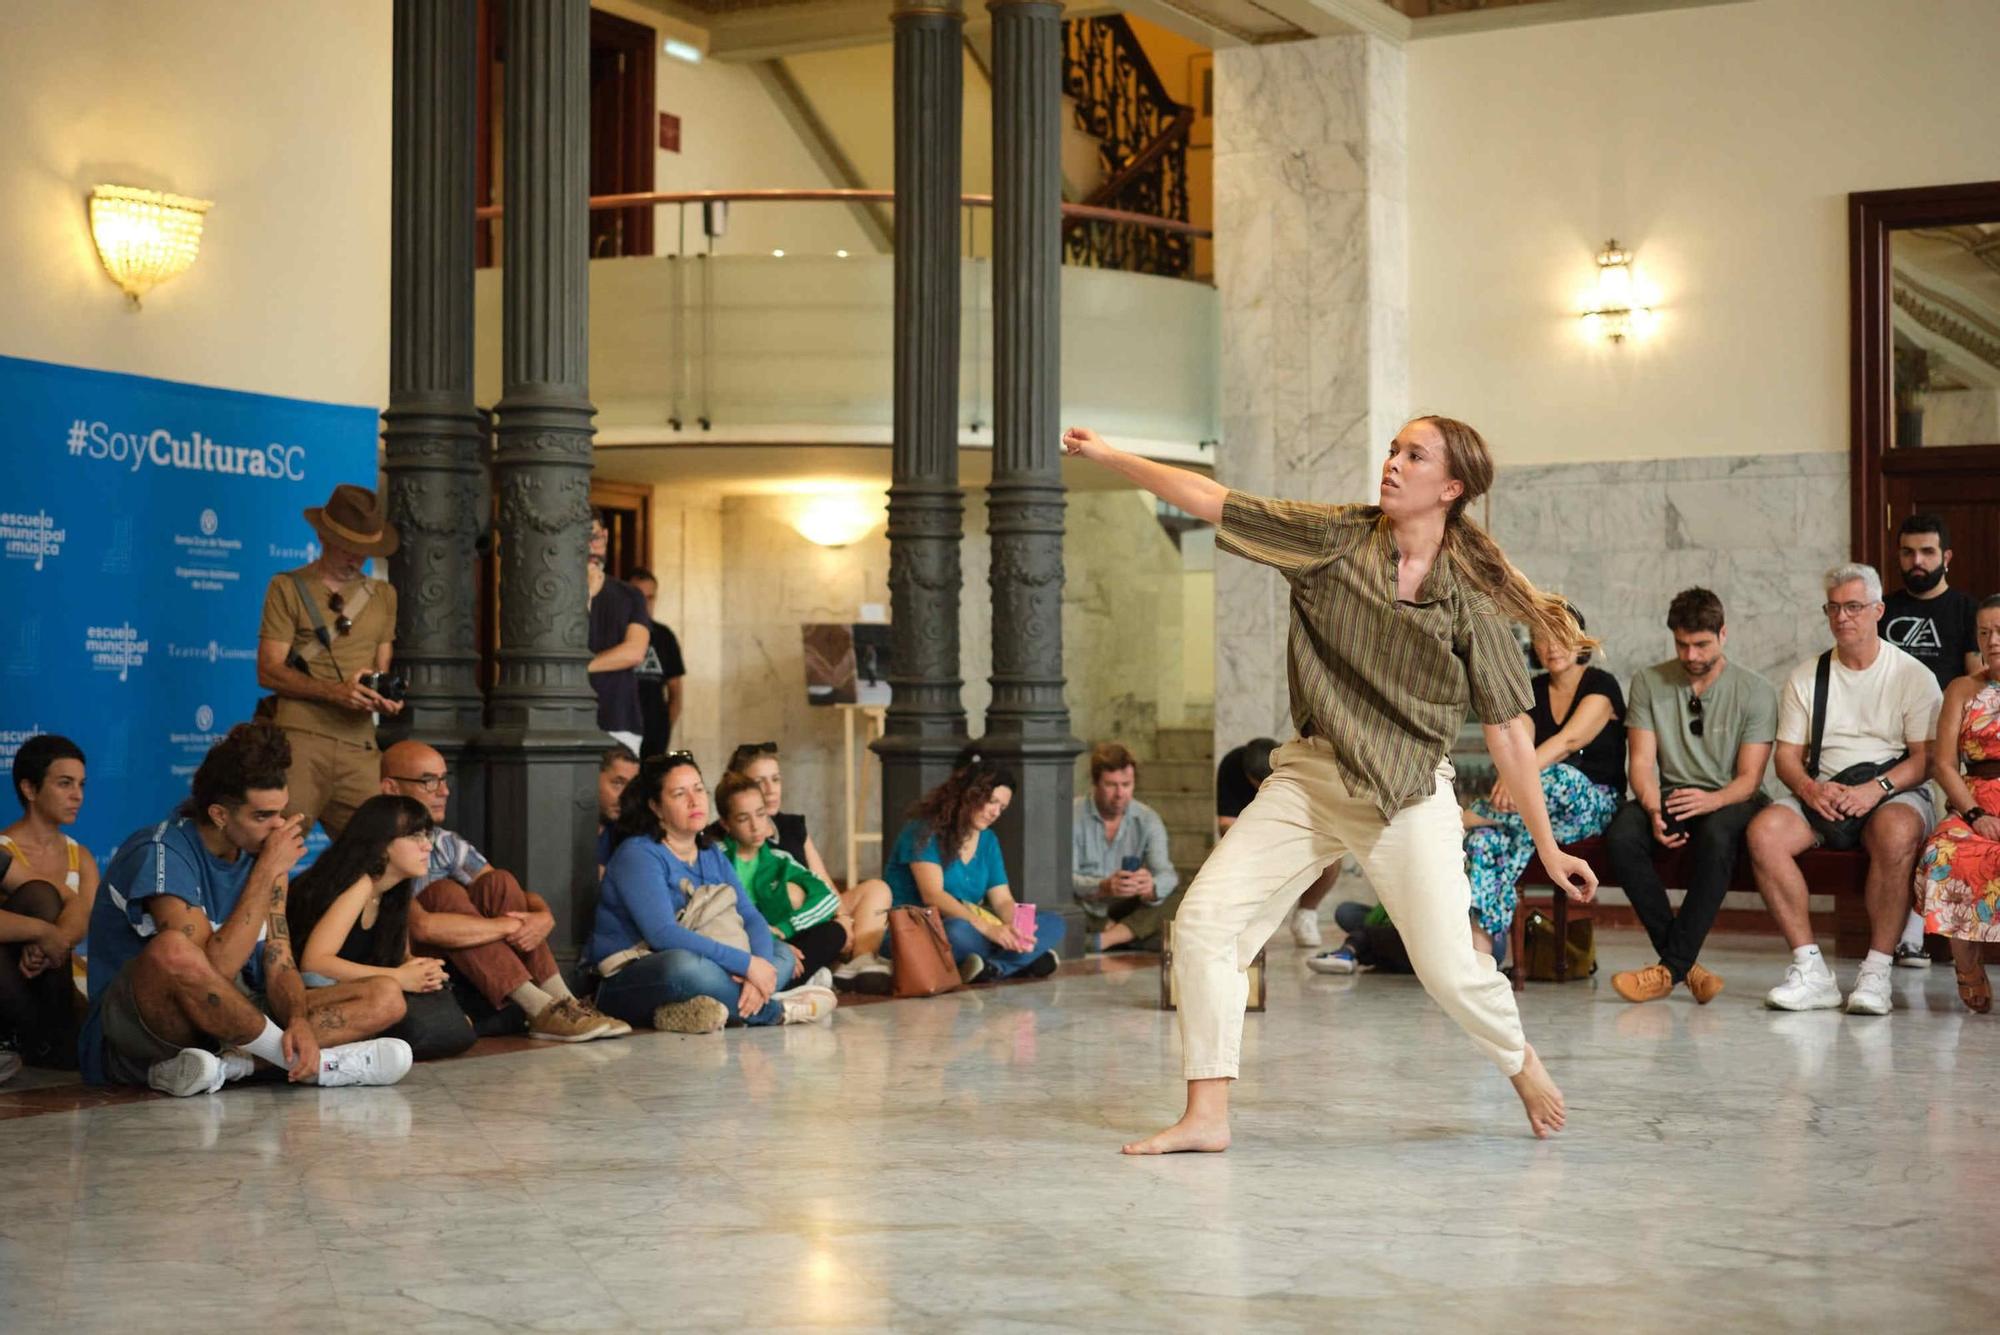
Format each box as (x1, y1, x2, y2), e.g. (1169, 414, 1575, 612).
(1407, 0, 2000, 465)
(0, 0, 391, 406)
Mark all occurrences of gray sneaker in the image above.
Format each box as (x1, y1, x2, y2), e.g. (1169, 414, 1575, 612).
(147, 1047, 228, 1098)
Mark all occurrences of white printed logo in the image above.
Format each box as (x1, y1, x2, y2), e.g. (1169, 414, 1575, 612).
(173, 509, 243, 593)
(195, 704, 214, 731)
(0, 509, 66, 570)
(200, 508, 218, 536)
(85, 623, 150, 681)
(1885, 615, 1943, 653)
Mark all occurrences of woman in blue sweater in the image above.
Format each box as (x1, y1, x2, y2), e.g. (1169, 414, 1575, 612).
(884, 754, 1064, 983)
(589, 752, 837, 1034)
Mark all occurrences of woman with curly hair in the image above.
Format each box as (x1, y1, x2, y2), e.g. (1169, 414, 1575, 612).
(882, 754, 1063, 984)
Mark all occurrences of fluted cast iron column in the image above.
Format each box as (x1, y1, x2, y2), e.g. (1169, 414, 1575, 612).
(875, 0, 972, 844)
(383, 0, 487, 840)
(481, 0, 602, 958)
(984, 0, 1080, 912)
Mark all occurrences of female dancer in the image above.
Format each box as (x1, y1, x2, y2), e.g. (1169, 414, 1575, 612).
(1062, 418, 1598, 1148)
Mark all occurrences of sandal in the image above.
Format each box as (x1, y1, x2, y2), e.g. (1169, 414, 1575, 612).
(1954, 960, 1992, 1014)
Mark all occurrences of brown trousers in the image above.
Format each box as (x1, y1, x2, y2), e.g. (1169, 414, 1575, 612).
(416, 869, 557, 1009)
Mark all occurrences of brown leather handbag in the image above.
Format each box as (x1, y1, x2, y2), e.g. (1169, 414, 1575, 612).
(888, 905, 962, 998)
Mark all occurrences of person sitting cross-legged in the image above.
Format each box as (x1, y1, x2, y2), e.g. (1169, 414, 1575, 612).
(587, 751, 837, 1034)
(713, 771, 873, 992)
(0, 733, 101, 1068)
(1916, 594, 2000, 1013)
(381, 741, 625, 1042)
(82, 721, 411, 1095)
(883, 752, 1065, 984)
(1073, 741, 1181, 953)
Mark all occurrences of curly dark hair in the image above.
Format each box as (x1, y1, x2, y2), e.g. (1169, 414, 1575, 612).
(283, 794, 433, 969)
(911, 753, 1017, 859)
(179, 721, 292, 820)
(615, 752, 711, 851)
(13, 733, 84, 810)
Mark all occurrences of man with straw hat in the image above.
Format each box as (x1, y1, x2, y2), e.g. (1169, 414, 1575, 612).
(255, 484, 405, 836)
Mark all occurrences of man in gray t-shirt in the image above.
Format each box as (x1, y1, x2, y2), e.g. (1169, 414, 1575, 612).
(1605, 589, 1777, 1006)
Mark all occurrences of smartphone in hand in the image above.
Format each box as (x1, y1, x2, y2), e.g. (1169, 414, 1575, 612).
(1012, 902, 1038, 940)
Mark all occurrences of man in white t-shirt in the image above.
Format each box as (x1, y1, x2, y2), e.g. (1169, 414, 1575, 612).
(1748, 564, 1943, 1016)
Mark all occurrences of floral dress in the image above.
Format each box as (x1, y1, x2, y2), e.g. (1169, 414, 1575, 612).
(1918, 678, 2000, 942)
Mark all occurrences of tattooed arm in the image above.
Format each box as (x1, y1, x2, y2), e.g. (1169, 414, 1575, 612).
(262, 874, 321, 1081)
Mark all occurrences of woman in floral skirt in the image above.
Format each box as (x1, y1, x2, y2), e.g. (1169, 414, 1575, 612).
(1917, 594, 2000, 1012)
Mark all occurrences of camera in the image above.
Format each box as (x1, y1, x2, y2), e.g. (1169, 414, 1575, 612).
(360, 671, 408, 703)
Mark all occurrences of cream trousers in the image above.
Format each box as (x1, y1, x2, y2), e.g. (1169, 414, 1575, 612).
(1175, 736, 1528, 1079)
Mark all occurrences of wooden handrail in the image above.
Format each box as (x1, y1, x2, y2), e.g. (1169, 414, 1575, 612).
(474, 187, 1212, 240)
(1077, 105, 1194, 214)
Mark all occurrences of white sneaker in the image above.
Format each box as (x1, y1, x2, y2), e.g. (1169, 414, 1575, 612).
(1289, 907, 1323, 948)
(147, 1047, 228, 1097)
(313, 1037, 414, 1088)
(1308, 946, 1367, 975)
(1764, 961, 1842, 1011)
(217, 1048, 258, 1083)
(787, 966, 834, 994)
(781, 984, 838, 1025)
(1845, 968, 1894, 1015)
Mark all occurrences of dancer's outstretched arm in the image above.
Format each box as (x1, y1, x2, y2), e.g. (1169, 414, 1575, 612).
(1062, 427, 1226, 524)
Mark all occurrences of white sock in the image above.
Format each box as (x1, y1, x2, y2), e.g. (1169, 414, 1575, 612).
(1792, 945, 1825, 971)
(1899, 910, 1925, 951)
(241, 1019, 288, 1068)
(1863, 949, 1894, 974)
(537, 973, 575, 1003)
(509, 982, 555, 1018)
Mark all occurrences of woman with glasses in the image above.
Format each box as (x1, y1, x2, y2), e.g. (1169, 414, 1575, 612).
(286, 794, 476, 1061)
(1457, 606, 1625, 966)
(725, 741, 894, 987)
(589, 752, 838, 1034)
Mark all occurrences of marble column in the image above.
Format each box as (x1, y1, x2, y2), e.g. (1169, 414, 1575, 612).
(382, 0, 486, 840)
(1212, 36, 1407, 753)
(984, 0, 1080, 912)
(876, 0, 972, 842)
(480, 0, 602, 959)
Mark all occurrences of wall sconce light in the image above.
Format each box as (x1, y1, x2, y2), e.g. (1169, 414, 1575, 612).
(89, 185, 213, 309)
(1579, 238, 1655, 343)
(792, 494, 880, 548)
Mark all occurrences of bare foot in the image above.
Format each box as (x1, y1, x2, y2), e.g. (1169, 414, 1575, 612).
(1121, 1115, 1231, 1155)
(1508, 1045, 1566, 1139)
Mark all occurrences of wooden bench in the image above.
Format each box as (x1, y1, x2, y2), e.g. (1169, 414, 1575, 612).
(1507, 836, 1873, 990)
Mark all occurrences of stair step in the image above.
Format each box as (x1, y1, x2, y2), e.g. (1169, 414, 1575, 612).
(1151, 727, 1214, 763)
(1146, 793, 1217, 831)
(1137, 759, 1212, 794)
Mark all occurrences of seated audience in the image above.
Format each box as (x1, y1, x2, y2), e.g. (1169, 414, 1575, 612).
(1916, 594, 2000, 1013)
(1455, 605, 1624, 967)
(83, 722, 411, 1094)
(1750, 564, 1943, 1015)
(285, 794, 478, 1062)
(1307, 902, 1415, 976)
(883, 753, 1064, 983)
(0, 734, 100, 1066)
(1218, 736, 1332, 946)
(587, 547, 651, 754)
(1606, 588, 1776, 1004)
(725, 740, 894, 980)
(381, 741, 626, 1042)
(587, 752, 837, 1034)
(597, 743, 640, 874)
(1882, 513, 1982, 965)
(1072, 741, 1181, 952)
(714, 771, 856, 989)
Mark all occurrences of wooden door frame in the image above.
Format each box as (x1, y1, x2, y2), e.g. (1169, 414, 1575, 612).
(1848, 179, 2000, 570)
(590, 479, 653, 581)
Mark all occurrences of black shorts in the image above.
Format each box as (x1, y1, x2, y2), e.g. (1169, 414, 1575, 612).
(94, 961, 215, 1087)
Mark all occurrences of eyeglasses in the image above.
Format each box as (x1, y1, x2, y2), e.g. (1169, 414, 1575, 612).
(1688, 692, 1704, 738)
(1822, 601, 1874, 619)
(326, 591, 354, 636)
(389, 773, 449, 793)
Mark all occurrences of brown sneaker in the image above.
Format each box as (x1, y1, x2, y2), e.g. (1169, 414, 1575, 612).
(528, 997, 617, 1042)
(1684, 963, 1725, 1005)
(652, 996, 729, 1034)
(568, 999, 632, 1038)
(1612, 963, 1673, 1003)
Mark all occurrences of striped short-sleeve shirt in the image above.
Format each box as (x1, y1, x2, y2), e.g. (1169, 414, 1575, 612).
(1218, 490, 1534, 818)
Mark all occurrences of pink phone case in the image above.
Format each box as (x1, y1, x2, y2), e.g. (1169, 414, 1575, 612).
(1012, 903, 1037, 938)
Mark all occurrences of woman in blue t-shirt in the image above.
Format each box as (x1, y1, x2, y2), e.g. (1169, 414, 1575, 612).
(884, 755, 1064, 983)
(588, 752, 836, 1034)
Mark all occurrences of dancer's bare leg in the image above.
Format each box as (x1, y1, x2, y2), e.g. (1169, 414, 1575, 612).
(1509, 1045, 1565, 1139)
(1122, 1077, 1231, 1155)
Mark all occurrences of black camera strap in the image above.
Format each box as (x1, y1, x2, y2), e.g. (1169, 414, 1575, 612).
(1805, 649, 1832, 781)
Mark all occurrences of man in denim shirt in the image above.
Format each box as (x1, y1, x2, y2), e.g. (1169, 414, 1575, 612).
(1072, 742, 1181, 952)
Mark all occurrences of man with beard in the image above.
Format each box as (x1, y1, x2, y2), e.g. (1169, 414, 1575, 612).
(1606, 588, 1777, 1005)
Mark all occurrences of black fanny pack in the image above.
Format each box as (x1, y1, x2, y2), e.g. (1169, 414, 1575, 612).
(1803, 650, 1903, 851)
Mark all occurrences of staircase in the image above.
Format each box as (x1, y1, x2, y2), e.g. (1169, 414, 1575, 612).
(1145, 720, 1217, 886)
(1059, 15, 1194, 278)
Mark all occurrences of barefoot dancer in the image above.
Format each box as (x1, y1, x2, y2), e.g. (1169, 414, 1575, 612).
(1062, 419, 1599, 1149)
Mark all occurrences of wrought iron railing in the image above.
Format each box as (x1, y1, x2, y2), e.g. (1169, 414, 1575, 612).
(1061, 15, 1194, 279)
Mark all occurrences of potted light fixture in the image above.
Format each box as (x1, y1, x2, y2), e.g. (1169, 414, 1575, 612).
(1580, 238, 1654, 342)
(89, 185, 213, 309)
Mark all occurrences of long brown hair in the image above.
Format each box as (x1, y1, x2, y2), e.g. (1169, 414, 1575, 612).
(1414, 415, 1583, 651)
(911, 754, 1016, 857)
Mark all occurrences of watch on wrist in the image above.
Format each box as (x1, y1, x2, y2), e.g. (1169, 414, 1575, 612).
(1875, 775, 1895, 794)
(1963, 805, 1991, 823)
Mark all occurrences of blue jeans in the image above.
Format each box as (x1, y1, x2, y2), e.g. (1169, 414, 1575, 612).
(943, 909, 1066, 979)
(595, 945, 798, 1029)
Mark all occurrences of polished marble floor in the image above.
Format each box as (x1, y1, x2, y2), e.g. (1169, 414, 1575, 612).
(2, 932, 1995, 1333)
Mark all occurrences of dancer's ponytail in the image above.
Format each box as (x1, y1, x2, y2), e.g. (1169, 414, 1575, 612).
(1416, 415, 1589, 654)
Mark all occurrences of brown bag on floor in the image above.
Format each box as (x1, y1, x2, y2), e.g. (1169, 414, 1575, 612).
(889, 905, 962, 998)
(1521, 910, 1595, 982)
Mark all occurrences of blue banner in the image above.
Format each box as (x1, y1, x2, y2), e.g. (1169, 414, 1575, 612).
(0, 354, 379, 867)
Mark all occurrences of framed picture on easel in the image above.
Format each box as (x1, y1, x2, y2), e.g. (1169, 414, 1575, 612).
(802, 623, 893, 707)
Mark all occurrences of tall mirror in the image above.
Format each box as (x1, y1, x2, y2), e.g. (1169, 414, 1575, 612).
(1891, 224, 2000, 449)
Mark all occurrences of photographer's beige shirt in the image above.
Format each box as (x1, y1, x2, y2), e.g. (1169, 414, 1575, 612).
(259, 567, 397, 745)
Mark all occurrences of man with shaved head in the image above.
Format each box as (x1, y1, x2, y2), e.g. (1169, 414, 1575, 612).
(380, 741, 627, 1043)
